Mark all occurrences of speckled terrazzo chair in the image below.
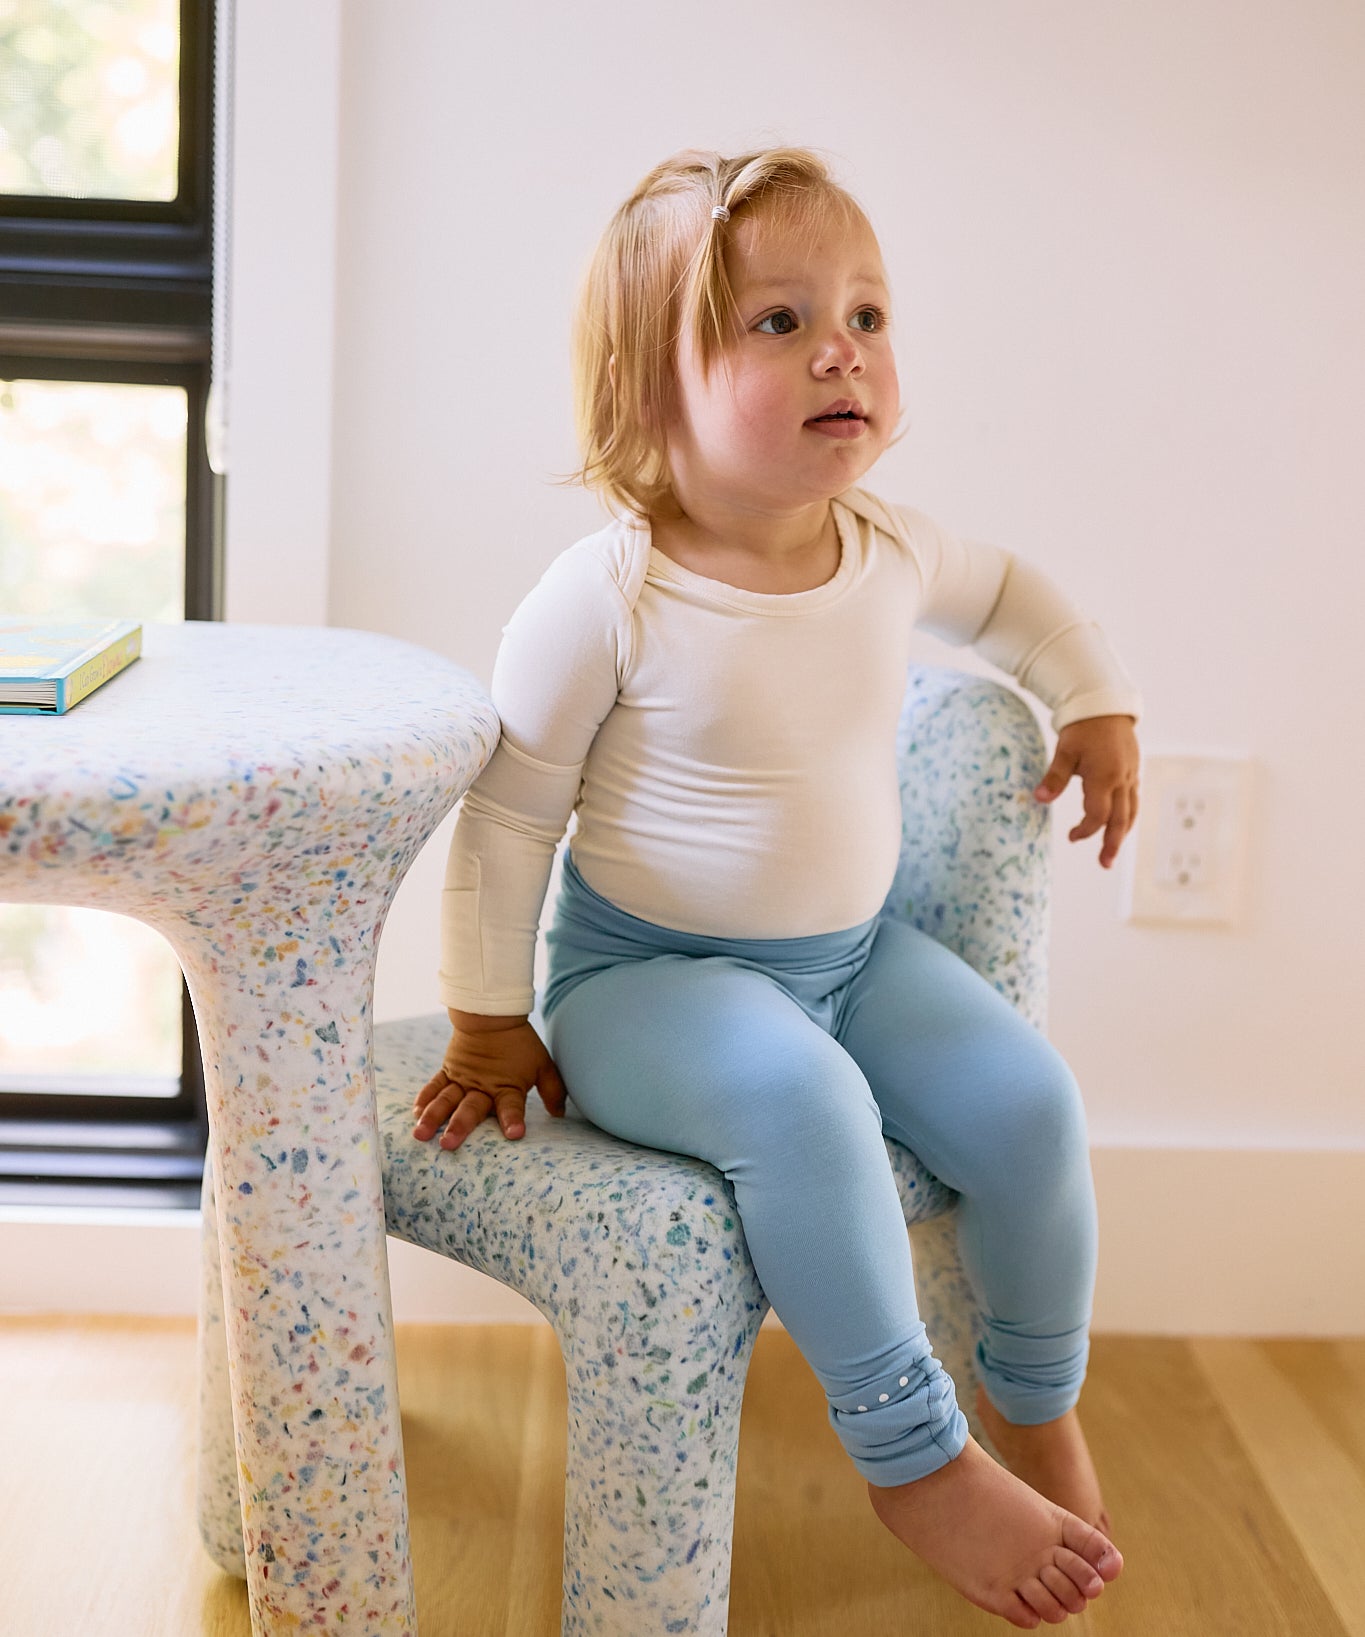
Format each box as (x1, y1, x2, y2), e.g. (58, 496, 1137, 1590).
(203, 664, 1052, 1637)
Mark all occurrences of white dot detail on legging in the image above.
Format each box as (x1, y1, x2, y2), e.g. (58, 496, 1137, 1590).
(857, 1405, 868, 1412)
(900, 1376, 909, 1386)
(879, 1392, 889, 1402)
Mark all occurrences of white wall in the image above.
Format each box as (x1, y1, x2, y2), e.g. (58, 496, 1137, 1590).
(326, 0, 1365, 1161)
(13, 2, 1365, 1332)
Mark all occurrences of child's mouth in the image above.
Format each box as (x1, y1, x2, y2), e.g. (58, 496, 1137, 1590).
(806, 410, 866, 438)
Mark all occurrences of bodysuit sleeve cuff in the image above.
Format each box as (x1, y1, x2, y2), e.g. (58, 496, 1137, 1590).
(436, 741, 586, 1015)
(968, 558, 1142, 731)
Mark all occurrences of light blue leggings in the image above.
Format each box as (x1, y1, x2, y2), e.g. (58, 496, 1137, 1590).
(542, 852, 1097, 1489)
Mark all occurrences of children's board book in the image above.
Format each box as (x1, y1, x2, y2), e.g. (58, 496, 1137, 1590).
(0, 618, 143, 715)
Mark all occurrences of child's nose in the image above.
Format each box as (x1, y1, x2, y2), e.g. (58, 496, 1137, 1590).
(814, 329, 863, 375)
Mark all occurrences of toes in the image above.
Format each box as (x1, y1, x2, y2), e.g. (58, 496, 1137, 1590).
(1052, 1546, 1104, 1599)
(1040, 1563, 1087, 1615)
(1018, 1576, 1070, 1624)
(1061, 1511, 1123, 1579)
(1003, 1591, 1043, 1629)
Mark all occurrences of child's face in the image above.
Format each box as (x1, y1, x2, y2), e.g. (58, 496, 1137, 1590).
(666, 205, 899, 520)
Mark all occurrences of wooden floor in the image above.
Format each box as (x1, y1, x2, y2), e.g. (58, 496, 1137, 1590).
(1, 1318, 1362, 1636)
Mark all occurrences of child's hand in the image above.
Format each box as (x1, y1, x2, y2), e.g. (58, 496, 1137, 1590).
(1033, 715, 1140, 869)
(412, 1014, 568, 1151)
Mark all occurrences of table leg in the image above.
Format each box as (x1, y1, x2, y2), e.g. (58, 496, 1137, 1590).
(179, 926, 416, 1637)
(196, 1155, 248, 1576)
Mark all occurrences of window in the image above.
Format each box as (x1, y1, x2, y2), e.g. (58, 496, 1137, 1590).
(0, 0, 218, 1209)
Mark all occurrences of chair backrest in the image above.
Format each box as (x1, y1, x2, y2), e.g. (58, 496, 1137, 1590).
(886, 665, 1051, 1029)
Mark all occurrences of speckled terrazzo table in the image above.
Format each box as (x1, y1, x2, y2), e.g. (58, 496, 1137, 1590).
(0, 621, 498, 1637)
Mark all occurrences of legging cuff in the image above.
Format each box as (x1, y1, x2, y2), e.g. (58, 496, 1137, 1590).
(828, 1354, 970, 1485)
(975, 1331, 1090, 1425)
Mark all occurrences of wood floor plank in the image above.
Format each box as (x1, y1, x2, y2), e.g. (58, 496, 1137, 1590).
(2, 1317, 1360, 1636)
(395, 1321, 548, 1637)
(502, 1323, 569, 1637)
(1191, 1338, 1365, 1637)
(1079, 1336, 1348, 1637)
(0, 1316, 241, 1637)
(1257, 1340, 1365, 1488)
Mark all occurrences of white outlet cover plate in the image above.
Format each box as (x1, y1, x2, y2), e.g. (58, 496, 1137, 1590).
(1122, 754, 1253, 927)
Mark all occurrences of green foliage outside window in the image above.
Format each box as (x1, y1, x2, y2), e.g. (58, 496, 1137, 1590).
(0, 0, 180, 201)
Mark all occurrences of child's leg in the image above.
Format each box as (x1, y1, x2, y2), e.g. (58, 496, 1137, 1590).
(544, 951, 970, 1487)
(835, 915, 1098, 1429)
(547, 940, 1122, 1626)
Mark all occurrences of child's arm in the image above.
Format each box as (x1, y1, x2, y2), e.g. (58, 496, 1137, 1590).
(415, 546, 628, 1149)
(902, 508, 1143, 867)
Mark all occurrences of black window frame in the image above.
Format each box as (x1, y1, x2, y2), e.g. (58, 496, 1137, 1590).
(0, 0, 219, 1210)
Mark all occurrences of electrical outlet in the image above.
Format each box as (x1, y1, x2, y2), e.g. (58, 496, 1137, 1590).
(1123, 755, 1252, 926)
(1152, 787, 1220, 890)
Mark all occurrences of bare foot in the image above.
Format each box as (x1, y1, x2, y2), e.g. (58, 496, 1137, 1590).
(975, 1385, 1114, 1538)
(867, 1434, 1122, 1628)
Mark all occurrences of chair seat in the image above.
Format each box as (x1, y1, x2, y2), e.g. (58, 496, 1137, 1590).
(373, 1012, 959, 1327)
(371, 1014, 969, 1635)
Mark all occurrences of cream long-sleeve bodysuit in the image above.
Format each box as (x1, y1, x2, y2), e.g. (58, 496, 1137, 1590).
(438, 488, 1142, 1015)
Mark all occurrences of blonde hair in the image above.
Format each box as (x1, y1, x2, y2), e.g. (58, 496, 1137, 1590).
(567, 147, 869, 519)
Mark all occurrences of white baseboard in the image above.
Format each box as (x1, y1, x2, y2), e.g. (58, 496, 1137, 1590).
(2, 1147, 1361, 1335)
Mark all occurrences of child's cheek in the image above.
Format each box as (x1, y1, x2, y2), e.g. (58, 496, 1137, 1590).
(733, 378, 796, 445)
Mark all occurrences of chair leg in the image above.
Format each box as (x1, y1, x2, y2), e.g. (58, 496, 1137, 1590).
(555, 1299, 767, 1637)
(195, 1153, 248, 1578)
(908, 1208, 1000, 1461)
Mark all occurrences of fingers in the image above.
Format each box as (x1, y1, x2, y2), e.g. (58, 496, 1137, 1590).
(412, 1075, 529, 1149)
(1069, 782, 1137, 868)
(538, 1055, 569, 1117)
(1034, 747, 1080, 805)
(411, 1024, 569, 1151)
(1098, 785, 1134, 869)
(1045, 764, 1140, 866)
(441, 1089, 498, 1151)
(1043, 717, 1142, 866)
(411, 1075, 483, 1144)
(412, 1071, 451, 1117)
(412, 1071, 454, 1130)
(496, 1089, 528, 1139)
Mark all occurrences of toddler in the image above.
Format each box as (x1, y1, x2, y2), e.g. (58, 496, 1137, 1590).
(414, 147, 1139, 1629)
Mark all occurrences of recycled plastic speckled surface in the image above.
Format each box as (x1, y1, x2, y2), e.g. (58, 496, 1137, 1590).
(199, 664, 1053, 1637)
(0, 621, 498, 1637)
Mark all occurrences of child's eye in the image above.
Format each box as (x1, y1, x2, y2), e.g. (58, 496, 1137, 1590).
(755, 310, 797, 336)
(851, 306, 888, 333)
